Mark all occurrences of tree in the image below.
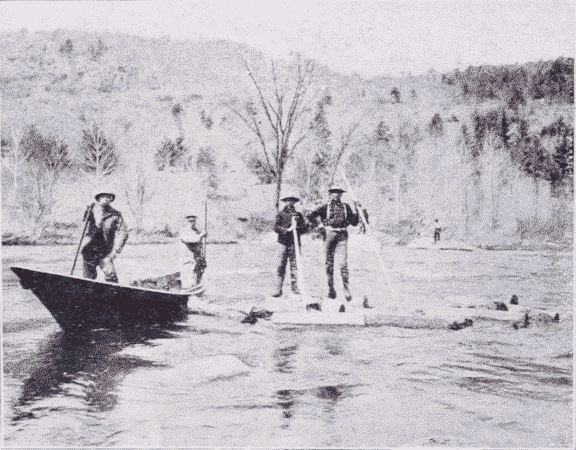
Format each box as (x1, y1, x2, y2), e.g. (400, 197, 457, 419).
(17, 126, 70, 237)
(59, 38, 74, 57)
(154, 137, 188, 171)
(225, 55, 318, 209)
(123, 159, 154, 232)
(79, 124, 119, 186)
(1, 125, 31, 205)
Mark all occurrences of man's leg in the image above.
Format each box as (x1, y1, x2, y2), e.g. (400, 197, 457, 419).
(336, 235, 352, 301)
(83, 258, 98, 280)
(193, 250, 207, 285)
(324, 231, 338, 299)
(272, 245, 288, 297)
(99, 257, 119, 283)
(288, 245, 300, 295)
(181, 261, 195, 290)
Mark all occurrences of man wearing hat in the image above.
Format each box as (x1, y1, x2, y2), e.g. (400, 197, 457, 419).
(308, 185, 360, 300)
(81, 189, 129, 283)
(271, 190, 307, 297)
(180, 212, 208, 289)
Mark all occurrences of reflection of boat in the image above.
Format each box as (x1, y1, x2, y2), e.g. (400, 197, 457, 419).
(10, 266, 204, 333)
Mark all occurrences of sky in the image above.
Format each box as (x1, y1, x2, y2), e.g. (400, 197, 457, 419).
(2, 0, 574, 77)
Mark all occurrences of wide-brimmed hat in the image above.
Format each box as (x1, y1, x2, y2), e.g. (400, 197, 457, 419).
(328, 185, 346, 193)
(185, 213, 198, 218)
(94, 190, 116, 201)
(280, 190, 300, 202)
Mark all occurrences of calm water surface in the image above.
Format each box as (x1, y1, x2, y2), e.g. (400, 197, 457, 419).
(2, 237, 573, 447)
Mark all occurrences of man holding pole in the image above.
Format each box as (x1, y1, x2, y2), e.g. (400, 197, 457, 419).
(80, 189, 129, 283)
(180, 212, 207, 289)
(271, 191, 307, 297)
(308, 185, 360, 301)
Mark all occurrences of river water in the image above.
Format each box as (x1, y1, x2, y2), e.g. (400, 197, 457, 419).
(2, 237, 573, 447)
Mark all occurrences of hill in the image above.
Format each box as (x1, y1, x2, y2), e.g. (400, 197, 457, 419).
(1, 29, 573, 248)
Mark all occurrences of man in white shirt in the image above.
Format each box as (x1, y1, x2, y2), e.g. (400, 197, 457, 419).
(180, 213, 207, 289)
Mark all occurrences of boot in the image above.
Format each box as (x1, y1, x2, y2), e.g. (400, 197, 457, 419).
(271, 276, 284, 297)
(326, 265, 336, 299)
(341, 266, 352, 302)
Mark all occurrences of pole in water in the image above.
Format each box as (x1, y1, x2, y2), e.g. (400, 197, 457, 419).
(71, 202, 94, 276)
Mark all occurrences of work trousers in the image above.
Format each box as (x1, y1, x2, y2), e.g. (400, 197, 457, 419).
(276, 244, 300, 294)
(324, 229, 350, 298)
(83, 256, 119, 283)
(181, 246, 207, 289)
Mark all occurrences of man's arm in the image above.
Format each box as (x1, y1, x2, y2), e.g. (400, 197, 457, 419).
(307, 205, 326, 227)
(347, 203, 360, 227)
(109, 215, 129, 258)
(180, 228, 203, 244)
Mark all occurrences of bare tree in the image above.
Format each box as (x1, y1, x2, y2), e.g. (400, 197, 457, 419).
(224, 55, 318, 209)
(17, 127, 70, 238)
(123, 160, 154, 232)
(79, 124, 119, 186)
(1, 125, 31, 206)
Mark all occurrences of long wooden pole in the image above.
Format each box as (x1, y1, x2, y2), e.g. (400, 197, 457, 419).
(338, 166, 398, 301)
(202, 200, 208, 258)
(71, 203, 94, 276)
(291, 215, 309, 305)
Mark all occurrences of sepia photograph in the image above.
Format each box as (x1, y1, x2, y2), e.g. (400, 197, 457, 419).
(1, 0, 573, 447)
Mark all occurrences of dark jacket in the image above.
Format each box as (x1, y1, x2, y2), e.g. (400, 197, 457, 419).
(82, 205, 129, 261)
(274, 205, 306, 246)
(309, 201, 359, 229)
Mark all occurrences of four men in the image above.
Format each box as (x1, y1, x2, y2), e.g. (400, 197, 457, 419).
(81, 189, 129, 283)
(79, 185, 366, 303)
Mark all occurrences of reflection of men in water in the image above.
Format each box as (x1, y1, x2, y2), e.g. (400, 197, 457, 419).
(180, 213, 207, 289)
(309, 186, 359, 300)
(271, 191, 307, 297)
(81, 190, 129, 283)
(433, 218, 442, 244)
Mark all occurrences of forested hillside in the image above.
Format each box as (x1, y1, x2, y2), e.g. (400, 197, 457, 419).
(1, 29, 573, 248)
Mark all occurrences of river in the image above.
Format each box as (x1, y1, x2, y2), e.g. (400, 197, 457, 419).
(2, 237, 573, 447)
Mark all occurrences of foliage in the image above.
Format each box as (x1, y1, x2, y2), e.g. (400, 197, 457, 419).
(154, 137, 188, 171)
(442, 57, 574, 104)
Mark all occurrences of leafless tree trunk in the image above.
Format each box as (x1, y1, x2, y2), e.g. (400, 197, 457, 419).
(328, 123, 360, 187)
(1, 126, 31, 206)
(224, 55, 318, 209)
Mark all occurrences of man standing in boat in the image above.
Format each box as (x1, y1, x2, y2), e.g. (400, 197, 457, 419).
(81, 189, 129, 283)
(308, 186, 360, 301)
(180, 213, 207, 290)
(271, 190, 307, 297)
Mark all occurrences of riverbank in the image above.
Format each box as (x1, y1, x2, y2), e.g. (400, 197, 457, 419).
(2, 228, 572, 253)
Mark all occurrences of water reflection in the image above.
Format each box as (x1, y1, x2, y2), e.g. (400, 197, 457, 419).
(9, 324, 190, 423)
(273, 344, 299, 374)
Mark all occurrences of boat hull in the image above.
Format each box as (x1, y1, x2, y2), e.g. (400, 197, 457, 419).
(10, 266, 192, 333)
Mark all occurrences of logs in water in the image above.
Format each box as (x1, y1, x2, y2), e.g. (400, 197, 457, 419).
(186, 294, 559, 331)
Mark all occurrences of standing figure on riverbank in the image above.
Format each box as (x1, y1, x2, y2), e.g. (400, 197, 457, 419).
(271, 191, 307, 297)
(81, 190, 129, 283)
(433, 218, 442, 244)
(309, 186, 359, 301)
(180, 213, 207, 289)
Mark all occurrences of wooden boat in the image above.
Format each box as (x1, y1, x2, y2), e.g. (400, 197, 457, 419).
(10, 266, 204, 333)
